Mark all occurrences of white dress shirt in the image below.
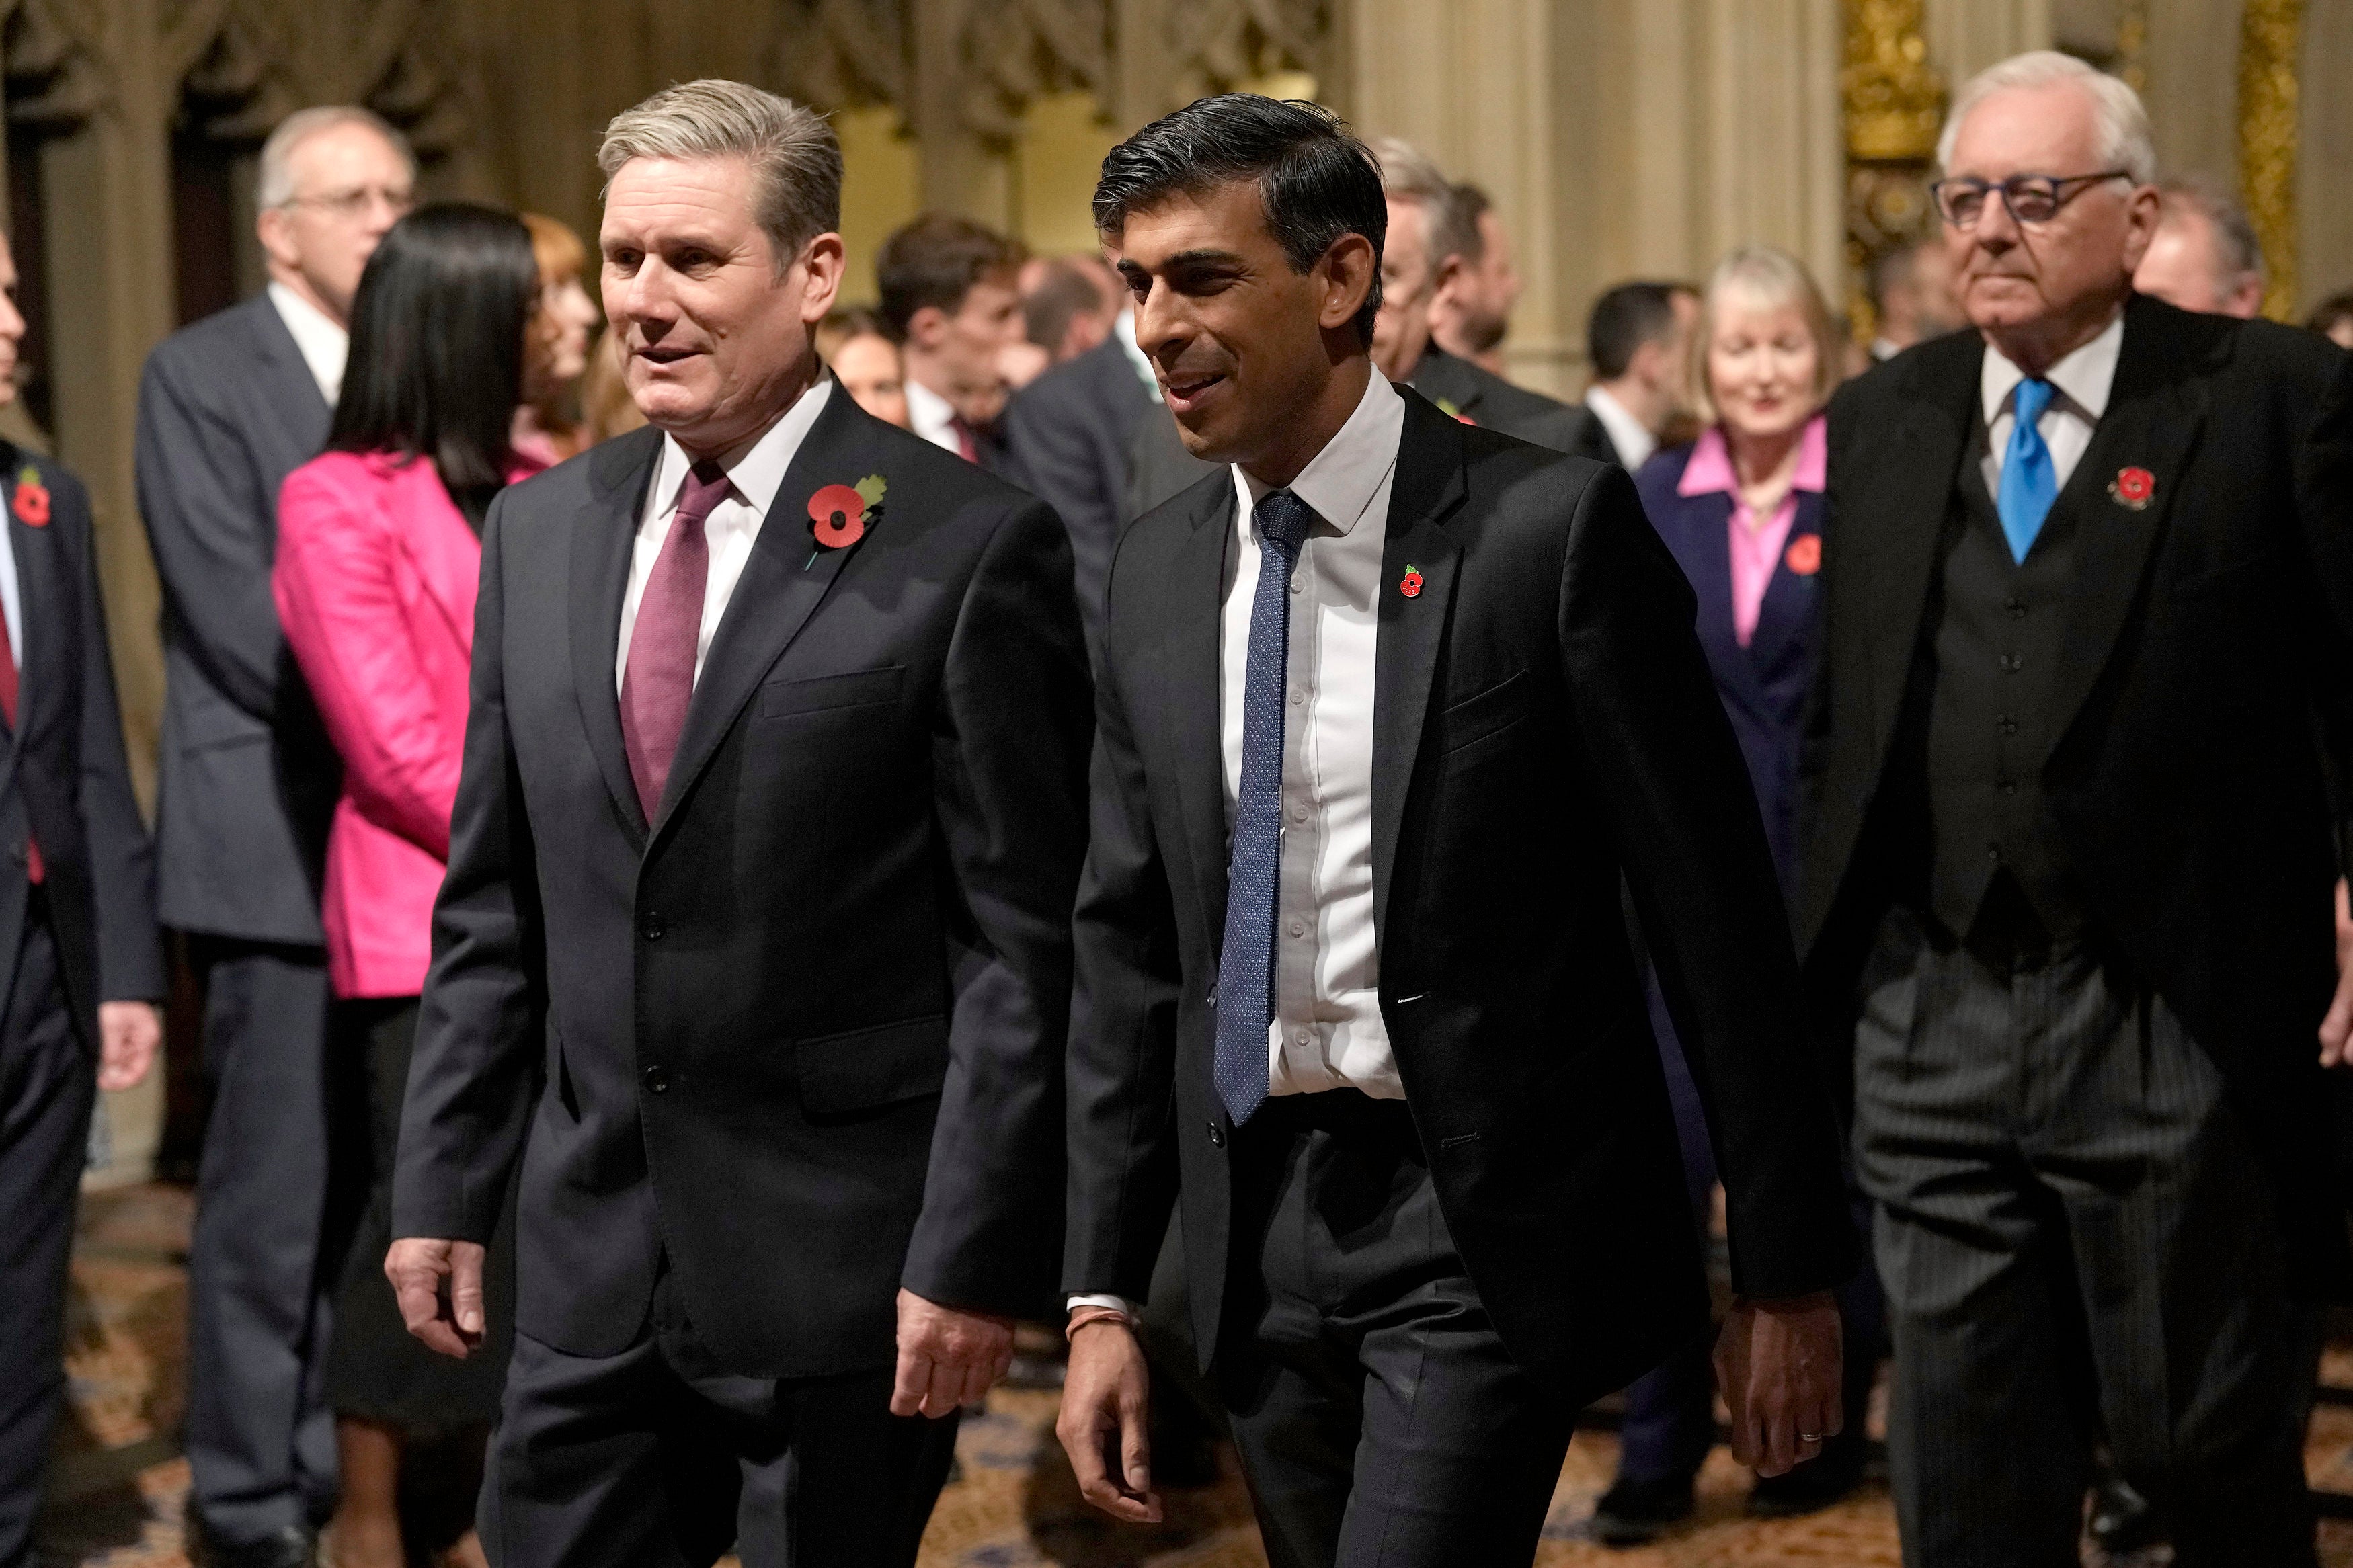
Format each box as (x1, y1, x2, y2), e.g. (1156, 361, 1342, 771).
(1222, 370, 1405, 1100)
(616, 378, 833, 693)
(267, 280, 350, 406)
(0, 522, 21, 675)
(904, 378, 964, 457)
(1585, 384, 1657, 472)
(1978, 310, 2124, 497)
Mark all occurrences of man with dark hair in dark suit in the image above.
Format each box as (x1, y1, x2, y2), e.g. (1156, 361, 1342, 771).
(1572, 280, 1701, 472)
(877, 212, 1029, 479)
(1367, 136, 1583, 452)
(1802, 51, 2353, 1563)
(0, 224, 165, 1568)
(387, 81, 1088, 1567)
(134, 103, 414, 1568)
(1056, 93, 1856, 1567)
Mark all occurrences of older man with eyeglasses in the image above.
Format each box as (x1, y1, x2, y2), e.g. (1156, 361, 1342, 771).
(1798, 52, 2353, 1566)
(134, 105, 414, 1568)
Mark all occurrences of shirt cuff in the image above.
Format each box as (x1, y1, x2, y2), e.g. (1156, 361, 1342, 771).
(1066, 1294, 1144, 1318)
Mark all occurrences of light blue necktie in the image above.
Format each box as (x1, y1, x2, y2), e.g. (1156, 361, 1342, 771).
(1997, 378, 2059, 563)
(1212, 489, 1315, 1128)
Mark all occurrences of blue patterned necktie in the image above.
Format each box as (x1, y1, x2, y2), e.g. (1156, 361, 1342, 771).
(1213, 489, 1316, 1127)
(1997, 377, 2059, 563)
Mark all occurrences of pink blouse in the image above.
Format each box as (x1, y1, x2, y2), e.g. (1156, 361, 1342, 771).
(1677, 415, 1827, 647)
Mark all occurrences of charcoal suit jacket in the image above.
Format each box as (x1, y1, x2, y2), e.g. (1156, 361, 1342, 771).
(1065, 386, 1857, 1403)
(393, 390, 1093, 1374)
(1798, 296, 2353, 1287)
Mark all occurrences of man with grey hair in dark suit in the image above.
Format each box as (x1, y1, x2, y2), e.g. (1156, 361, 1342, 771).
(135, 103, 414, 1568)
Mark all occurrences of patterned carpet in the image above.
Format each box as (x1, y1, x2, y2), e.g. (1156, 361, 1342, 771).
(38, 1184, 2353, 1567)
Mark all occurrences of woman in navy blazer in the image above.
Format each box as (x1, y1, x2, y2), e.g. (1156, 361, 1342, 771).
(1594, 247, 1873, 1540)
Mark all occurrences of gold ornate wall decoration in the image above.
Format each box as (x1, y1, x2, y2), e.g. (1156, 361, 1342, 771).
(1841, 0, 1946, 340)
(2237, 0, 2301, 320)
(2114, 0, 2151, 95)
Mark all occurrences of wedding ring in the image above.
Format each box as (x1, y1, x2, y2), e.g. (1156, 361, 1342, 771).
(1798, 1430, 1823, 1443)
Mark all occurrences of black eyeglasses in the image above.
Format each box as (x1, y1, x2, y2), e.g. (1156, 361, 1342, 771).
(1929, 171, 2130, 228)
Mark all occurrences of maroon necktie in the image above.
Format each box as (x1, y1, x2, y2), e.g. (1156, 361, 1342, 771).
(949, 415, 980, 465)
(0, 601, 36, 882)
(621, 460, 731, 821)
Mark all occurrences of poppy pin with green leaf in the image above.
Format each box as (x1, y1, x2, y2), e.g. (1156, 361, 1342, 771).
(806, 474, 886, 568)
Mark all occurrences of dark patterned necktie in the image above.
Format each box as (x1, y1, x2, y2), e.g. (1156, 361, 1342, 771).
(621, 460, 731, 820)
(1213, 488, 1315, 1126)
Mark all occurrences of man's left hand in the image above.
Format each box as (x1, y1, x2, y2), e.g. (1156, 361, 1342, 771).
(2321, 878, 2353, 1067)
(1715, 1289, 1843, 1479)
(96, 1001, 161, 1093)
(891, 1288, 1014, 1419)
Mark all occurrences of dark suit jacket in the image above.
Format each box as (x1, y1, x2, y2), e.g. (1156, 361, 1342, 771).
(0, 453, 165, 1024)
(1562, 402, 1630, 469)
(1798, 296, 2353, 1286)
(1002, 337, 1158, 652)
(1408, 345, 1583, 452)
(1636, 444, 1824, 894)
(136, 293, 340, 944)
(393, 393, 1093, 1376)
(1127, 405, 1221, 523)
(1066, 386, 1857, 1403)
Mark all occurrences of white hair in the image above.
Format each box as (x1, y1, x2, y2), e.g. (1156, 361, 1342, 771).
(257, 106, 414, 210)
(1936, 50, 2157, 185)
(600, 80, 841, 270)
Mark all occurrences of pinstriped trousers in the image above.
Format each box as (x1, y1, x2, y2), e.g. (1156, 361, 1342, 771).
(1853, 907, 2317, 1568)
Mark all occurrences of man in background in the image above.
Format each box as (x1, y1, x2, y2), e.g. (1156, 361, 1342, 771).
(135, 105, 413, 1568)
(2133, 173, 2266, 319)
(1566, 280, 1699, 472)
(1427, 183, 1521, 376)
(1866, 235, 1964, 360)
(1369, 136, 1582, 450)
(878, 212, 1029, 476)
(1023, 257, 1111, 365)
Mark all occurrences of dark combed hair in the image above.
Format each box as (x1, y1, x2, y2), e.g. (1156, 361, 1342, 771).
(1093, 95, 1386, 348)
(1023, 259, 1103, 350)
(1587, 280, 1688, 382)
(329, 204, 538, 529)
(876, 213, 1023, 335)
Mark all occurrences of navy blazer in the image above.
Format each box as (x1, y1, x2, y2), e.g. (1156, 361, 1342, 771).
(1634, 439, 1825, 901)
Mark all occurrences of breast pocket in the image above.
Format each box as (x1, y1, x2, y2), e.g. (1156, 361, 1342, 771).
(1437, 670, 1533, 757)
(756, 664, 907, 721)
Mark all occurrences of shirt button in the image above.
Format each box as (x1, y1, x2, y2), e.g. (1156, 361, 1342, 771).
(1289, 688, 1306, 706)
(2006, 596, 2028, 619)
(1986, 843, 2003, 863)
(1997, 714, 2019, 735)
(1998, 653, 2022, 673)
(1289, 578, 1304, 595)
(1289, 802, 1309, 822)
(1293, 1029, 1312, 1047)
(1207, 1121, 1226, 1148)
(641, 1065, 671, 1094)
(1288, 917, 1306, 937)
(640, 911, 666, 941)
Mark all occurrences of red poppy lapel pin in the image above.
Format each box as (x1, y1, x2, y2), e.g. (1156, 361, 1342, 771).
(2108, 465, 2155, 511)
(1400, 564, 1424, 599)
(1784, 534, 1821, 576)
(805, 474, 886, 569)
(11, 464, 48, 528)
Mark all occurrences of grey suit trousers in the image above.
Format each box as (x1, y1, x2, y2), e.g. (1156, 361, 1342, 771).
(1853, 907, 2315, 1568)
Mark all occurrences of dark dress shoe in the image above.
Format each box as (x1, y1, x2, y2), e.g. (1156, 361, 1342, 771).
(1589, 1475, 1694, 1547)
(186, 1518, 317, 1568)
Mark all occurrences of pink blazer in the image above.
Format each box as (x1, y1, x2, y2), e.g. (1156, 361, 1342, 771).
(273, 449, 543, 997)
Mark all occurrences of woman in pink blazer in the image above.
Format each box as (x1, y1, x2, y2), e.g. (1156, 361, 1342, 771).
(273, 204, 547, 1568)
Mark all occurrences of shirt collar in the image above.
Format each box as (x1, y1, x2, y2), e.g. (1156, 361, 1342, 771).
(1979, 308, 2125, 428)
(1677, 414, 1829, 499)
(651, 377, 832, 522)
(266, 280, 349, 405)
(904, 377, 957, 446)
(1585, 385, 1657, 472)
(1113, 308, 1162, 402)
(1233, 370, 1404, 539)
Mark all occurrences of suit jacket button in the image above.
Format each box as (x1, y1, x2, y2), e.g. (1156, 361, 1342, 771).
(641, 1065, 671, 1094)
(640, 912, 666, 941)
(1207, 1120, 1226, 1148)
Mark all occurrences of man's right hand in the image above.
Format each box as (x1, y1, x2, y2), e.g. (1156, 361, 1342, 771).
(385, 1237, 488, 1358)
(1053, 1319, 1161, 1522)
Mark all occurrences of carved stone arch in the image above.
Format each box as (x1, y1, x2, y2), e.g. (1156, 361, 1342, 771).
(956, 0, 1110, 143)
(775, 0, 908, 115)
(5, 0, 112, 128)
(169, 0, 469, 156)
(1156, 0, 1328, 108)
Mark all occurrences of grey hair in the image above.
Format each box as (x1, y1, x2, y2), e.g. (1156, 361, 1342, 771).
(2158, 172, 2266, 286)
(1936, 51, 2157, 185)
(599, 80, 842, 271)
(257, 106, 414, 210)
(1369, 136, 1476, 269)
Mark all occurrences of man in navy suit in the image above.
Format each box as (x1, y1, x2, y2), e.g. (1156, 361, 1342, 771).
(135, 104, 413, 1568)
(0, 224, 165, 1568)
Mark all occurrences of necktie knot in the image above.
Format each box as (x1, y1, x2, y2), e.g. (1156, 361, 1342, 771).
(676, 461, 731, 530)
(1255, 489, 1314, 561)
(2013, 377, 2057, 428)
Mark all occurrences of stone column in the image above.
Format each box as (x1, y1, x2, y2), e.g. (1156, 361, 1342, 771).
(1927, 0, 2052, 83)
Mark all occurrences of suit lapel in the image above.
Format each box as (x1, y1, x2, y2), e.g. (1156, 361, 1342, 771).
(571, 429, 661, 841)
(1864, 348, 1979, 766)
(2040, 302, 2210, 764)
(397, 462, 482, 648)
(1749, 491, 1823, 681)
(1166, 478, 1235, 946)
(1370, 392, 1469, 936)
(2, 464, 62, 760)
(649, 389, 874, 841)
